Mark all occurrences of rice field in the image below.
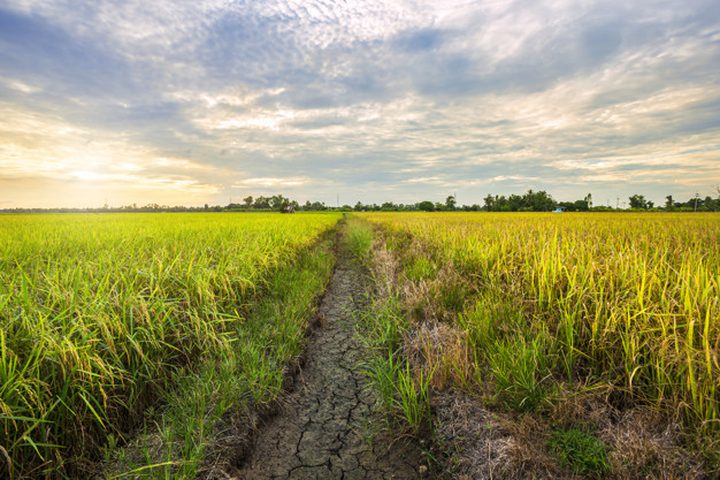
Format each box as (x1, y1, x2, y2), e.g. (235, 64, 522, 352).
(360, 212, 720, 467)
(3, 211, 719, 477)
(0, 212, 340, 477)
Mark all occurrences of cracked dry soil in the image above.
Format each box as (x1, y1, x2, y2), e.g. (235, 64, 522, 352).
(234, 245, 422, 479)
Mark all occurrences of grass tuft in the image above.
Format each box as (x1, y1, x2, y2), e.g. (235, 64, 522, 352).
(548, 427, 610, 477)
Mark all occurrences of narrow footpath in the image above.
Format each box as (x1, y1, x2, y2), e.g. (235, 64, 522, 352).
(233, 235, 421, 479)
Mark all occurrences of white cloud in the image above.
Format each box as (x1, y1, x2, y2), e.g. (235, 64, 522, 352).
(0, 0, 718, 206)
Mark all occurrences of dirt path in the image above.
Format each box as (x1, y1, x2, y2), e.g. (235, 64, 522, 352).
(233, 240, 421, 479)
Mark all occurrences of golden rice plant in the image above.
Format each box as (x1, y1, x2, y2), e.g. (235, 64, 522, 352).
(362, 212, 719, 437)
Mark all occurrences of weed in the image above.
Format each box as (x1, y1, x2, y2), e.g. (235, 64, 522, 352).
(488, 333, 554, 412)
(343, 218, 374, 262)
(363, 351, 431, 433)
(548, 427, 610, 476)
(404, 257, 436, 282)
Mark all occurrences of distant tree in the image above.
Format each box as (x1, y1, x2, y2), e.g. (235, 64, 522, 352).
(665, 195, 674, 210)
(558, 199, 590, 212)
(303, 200, 326, 211)
(496, 195, 511, 211)
(703, 196, 717, 211)
(522, 190, 556, 211)
(243, 196, 253, 208)
(508, 194, 523, 211)
(269, 194, 290, 211)
(574, 199, 589, 211)
(445, 195, 456, 210)
(483, 194, 495, 211)
(253, 196, 270, 209)
(417, 200, 435, 212)
(584, 193, 593, 209)
(629, 194, 648, 209)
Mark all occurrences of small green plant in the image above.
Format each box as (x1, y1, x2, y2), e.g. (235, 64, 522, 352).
(364, 351, 401, 413)
(364, 352, 431, 433)
(344, 219, 374, 261)
(395, 361, 431, 433)
(438, 281, 467, 313)
(405, 257, 435, 281)
(356, 296, 407, 353)
(548, 427, 610, 477)
(488, 334, 553, 412)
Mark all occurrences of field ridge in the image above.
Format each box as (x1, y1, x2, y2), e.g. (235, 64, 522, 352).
(231, 225, 423, 479)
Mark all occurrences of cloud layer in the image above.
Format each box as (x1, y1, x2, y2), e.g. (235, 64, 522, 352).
(1, 0, 718, 207)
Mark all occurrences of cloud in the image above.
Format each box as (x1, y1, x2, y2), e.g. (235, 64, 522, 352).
(232, 176, 310, 188)
(0, 0, 718, 207)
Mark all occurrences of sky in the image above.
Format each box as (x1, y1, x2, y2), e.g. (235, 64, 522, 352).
(0, 0, 719, 208)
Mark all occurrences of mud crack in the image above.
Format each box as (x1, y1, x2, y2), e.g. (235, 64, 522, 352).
(232, 243, 421, 479)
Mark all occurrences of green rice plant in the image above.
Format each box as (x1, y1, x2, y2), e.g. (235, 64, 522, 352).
(0, 212, 340, 477)
(106, 237, 335, 479)
(548, 427, 610, 477)
(488, 333, 554, 412)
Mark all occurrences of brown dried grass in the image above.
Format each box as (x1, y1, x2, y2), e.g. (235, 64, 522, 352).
(403, 322, 472, 390)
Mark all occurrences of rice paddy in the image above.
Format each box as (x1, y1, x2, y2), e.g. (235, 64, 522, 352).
(0, 212, 339, 477)
(2, 211, 719, 477)
(359, 212, 720, 473)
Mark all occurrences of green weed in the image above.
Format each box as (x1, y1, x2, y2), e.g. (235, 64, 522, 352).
(364, 351, 431, 433)
(548, 427, 610, 477)
(488, 333, 554, 412)
(343, 218, 374, 262)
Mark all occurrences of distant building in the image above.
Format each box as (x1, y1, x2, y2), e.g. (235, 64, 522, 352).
(552, 207, 566, 213)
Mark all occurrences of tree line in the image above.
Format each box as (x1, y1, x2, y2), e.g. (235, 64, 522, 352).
(2, 190, 719, 214)
(353, 190, 720, 212)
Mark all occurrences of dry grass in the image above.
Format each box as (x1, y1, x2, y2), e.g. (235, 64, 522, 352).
(403, 322, 471, 390)
(602, 410, 705, 479)
(433, 390, 565, 479)
(369, 236, 399, 298)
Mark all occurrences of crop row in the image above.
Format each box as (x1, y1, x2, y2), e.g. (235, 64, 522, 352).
(0, 212, 339, 477)
(361, 212, 719, 467)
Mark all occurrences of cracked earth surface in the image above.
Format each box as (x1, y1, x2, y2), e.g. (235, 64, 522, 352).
(234, 247, 421, 479)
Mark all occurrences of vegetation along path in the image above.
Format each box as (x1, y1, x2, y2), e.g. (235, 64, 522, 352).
(233, 231, 421, 479)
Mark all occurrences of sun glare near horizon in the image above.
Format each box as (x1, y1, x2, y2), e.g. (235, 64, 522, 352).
(0, 0, 718, 208)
